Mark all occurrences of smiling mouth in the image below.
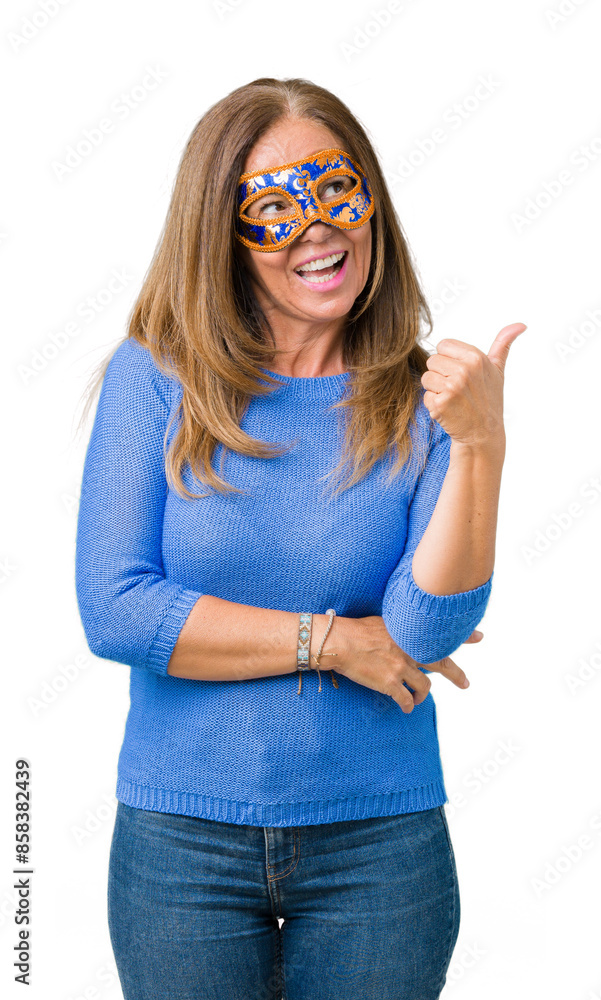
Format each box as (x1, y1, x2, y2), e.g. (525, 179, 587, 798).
(294, 251, 347, 283)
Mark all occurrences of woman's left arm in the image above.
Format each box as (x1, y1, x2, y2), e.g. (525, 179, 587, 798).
(411, 437, 504, 595)
(381, 322, 525, 665)
(412, 322, 525, 595)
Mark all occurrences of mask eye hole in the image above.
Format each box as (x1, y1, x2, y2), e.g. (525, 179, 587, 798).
(243, 190, 297, 220)
(317, 173, 358, 204)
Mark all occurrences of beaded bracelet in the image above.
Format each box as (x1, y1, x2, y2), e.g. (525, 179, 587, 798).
(296, 613, 313, 672)
(296, 609, 339, 694)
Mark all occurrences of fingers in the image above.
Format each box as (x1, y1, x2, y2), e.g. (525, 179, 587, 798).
(420, 369, 448, 394)
(387, 662, 432, 713)
(463, 629, 483, 644)
(429, 655, 470, 689)
(391, 682, 427, 714)
(388, 651, 472, 712)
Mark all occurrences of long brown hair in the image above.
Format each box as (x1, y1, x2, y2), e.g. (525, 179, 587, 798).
(77, 77, 435, 500)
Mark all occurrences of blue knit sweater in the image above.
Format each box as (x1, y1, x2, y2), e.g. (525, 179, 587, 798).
(75, 337, 493, 827)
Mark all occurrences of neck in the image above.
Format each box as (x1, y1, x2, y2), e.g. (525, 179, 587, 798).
(261, 320, 348, 378)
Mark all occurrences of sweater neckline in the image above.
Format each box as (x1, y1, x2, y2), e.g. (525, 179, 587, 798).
(258, 366, 350, 400)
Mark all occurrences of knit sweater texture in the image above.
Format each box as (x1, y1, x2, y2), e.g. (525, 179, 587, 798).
(75, 337, 493, 827)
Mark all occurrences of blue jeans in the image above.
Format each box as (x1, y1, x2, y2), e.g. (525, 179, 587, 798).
(108, 801, 460, 999)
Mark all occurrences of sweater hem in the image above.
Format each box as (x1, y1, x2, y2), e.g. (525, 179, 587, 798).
(115, 776, 448, 827)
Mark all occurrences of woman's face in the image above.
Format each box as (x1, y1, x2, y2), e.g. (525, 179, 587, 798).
(236, 119, 373, 330)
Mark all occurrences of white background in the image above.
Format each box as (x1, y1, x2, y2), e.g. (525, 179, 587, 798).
(2, 0, 601, 996)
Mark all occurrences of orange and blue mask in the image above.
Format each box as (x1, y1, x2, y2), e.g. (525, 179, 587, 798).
(235, 147, 375, 252)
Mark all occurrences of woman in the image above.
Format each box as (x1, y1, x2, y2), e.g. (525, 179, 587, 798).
(75, 76, 523, 1000)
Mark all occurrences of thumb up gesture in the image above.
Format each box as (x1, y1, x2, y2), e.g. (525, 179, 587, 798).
(421, 323, 526, 447)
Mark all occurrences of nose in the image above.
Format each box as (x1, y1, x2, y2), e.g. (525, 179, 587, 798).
(298, 219, 335, 242)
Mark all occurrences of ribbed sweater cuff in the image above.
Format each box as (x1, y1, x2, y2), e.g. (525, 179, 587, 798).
(403, 567, 494, 617)
(145, 587, 204, 677)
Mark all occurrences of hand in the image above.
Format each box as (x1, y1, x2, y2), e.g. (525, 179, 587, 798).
(421, 323, 526, 448)
(421, 628, 483, 689)
(333, 617, 484, 714)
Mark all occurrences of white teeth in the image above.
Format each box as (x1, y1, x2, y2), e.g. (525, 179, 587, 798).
(296, 251, 345, 274)
(299, 269, 340, 284)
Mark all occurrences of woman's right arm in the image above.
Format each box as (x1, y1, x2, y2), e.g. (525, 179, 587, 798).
(75, 339, 204, 677)
(167, 596, 326, 681)
(168, 595, 472, 714)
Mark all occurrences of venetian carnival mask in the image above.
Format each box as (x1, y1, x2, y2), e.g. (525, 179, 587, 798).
(235, 147, 374, 252)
